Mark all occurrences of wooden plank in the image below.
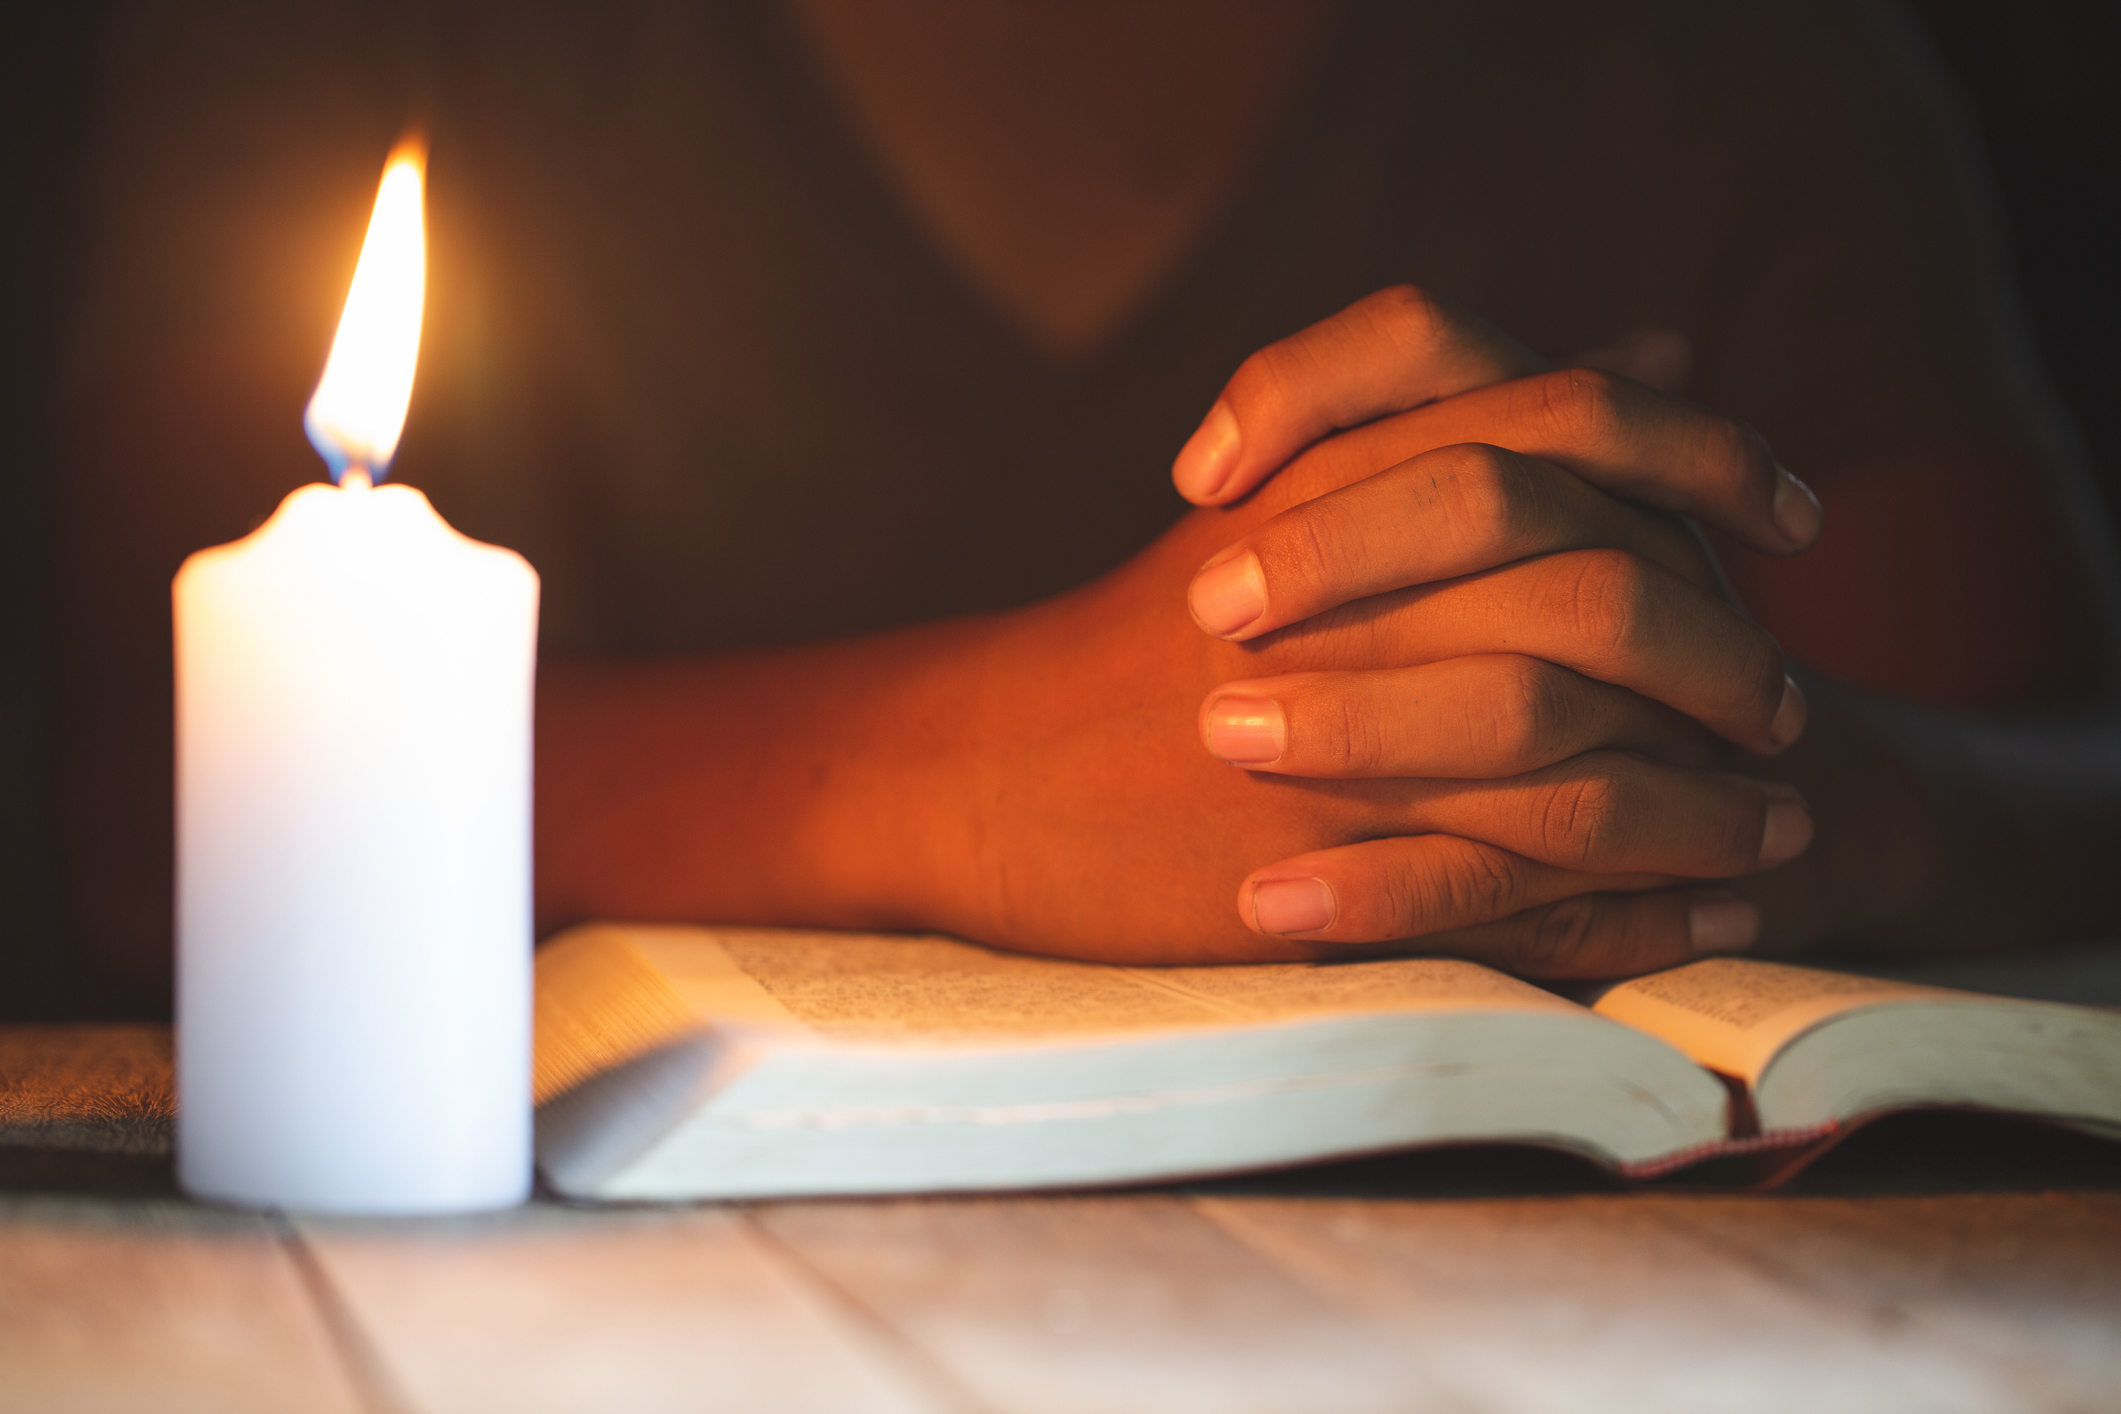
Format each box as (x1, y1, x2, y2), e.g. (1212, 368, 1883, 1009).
(748, 1193, 1467, 1414)
(1197, 1192, 2080, 1414)
(1655, 1192, 2121, 1406)
(293, 1202, 939, 1414)
(0, 1195, 368, 1414)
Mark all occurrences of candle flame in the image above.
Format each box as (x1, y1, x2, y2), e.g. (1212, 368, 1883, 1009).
(304, 140, 427, 484)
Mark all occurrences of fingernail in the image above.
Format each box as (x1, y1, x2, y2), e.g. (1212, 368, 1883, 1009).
(1766, 675, 1807, 752)
(1688, 893, 1760, 954)
(1173, 401, 1242, 502)
(1251, 876, 1335, 935)
(1772, 465, 1823, 549)
(1757, 792, 1814, 868)
(1204, 694, 1285, 764)
(1189, 551, 1268, 638)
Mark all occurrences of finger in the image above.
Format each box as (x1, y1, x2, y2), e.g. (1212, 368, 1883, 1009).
(1378, 890, 1761, 980)
(1385, 754, 1816, 879)
(1561, 328, 1693, 395)
(1390, 367, 1822, 555)
(1238, 838, 1764, 975)
(1239, 833, 1674, 944)
(1200, 657, 1723, 778)
(1171, 285, 1545, 507)
(1187, 442, 1711, 642)
(1317, 548, 1806, 755)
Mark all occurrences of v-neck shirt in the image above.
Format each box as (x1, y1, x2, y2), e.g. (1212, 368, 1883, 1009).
(75, 0, 2038, 664)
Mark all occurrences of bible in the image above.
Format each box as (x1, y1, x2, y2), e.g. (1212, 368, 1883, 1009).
(531, 923, 2121, 1199)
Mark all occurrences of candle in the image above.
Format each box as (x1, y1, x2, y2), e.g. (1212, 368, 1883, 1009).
(175, 143, 537, 1213)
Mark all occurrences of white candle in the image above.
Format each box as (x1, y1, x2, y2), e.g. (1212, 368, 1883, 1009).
(174, 144, 537, 1213)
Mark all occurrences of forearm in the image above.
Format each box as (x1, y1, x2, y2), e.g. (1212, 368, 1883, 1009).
(532, 613, 1011, 938)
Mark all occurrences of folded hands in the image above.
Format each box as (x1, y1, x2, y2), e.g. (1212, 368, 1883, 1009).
(1161, 288, 1829, 971)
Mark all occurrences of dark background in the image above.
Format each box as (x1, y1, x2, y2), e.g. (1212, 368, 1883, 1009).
(3, 3, 2119, 1019)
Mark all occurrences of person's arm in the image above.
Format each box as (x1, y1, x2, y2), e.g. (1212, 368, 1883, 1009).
(537, 299, 1825, 976)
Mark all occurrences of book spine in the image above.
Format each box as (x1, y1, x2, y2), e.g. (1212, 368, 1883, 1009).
(1615, 1122, 1842, 1183)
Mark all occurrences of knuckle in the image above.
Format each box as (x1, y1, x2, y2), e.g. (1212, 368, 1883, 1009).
(1232, 341, 1304, 410)
(1428, 444, 1541, 551)
(1510, 896, 1608, 973)
(1268, 500, 1349, 599)
(1255, 286, 1451, 413)
(1320, 688, 1387, 775)
(1533, 366, 1627, 449)
(1535, 766, 1630, 869)
(1425, 842, 1524, 931)
(1360, 283, 1445, 342)
(1554, 548, 1655, 666)
(1491, 656, 1580, 766)
(1529, 663, 1595, 758)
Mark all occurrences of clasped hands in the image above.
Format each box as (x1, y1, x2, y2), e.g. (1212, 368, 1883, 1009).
(1135, 288, 1824, 975)
(533, 289, 1831, 977)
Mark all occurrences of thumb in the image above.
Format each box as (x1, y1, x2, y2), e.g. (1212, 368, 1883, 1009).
(1172, 285, 1545, 506)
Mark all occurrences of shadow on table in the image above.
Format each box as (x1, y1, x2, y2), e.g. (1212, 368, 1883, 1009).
(3, 1111, 2115, 1206)
(1185, 1111, 2121, 1201)
(0, 1145, 178, 1198)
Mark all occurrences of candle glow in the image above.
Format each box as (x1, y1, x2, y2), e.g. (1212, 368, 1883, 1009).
(176, 138, 536, 1214)
(304, 141, 427, 483)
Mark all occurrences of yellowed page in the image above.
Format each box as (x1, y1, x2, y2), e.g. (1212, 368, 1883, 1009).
(1142, 956, 1583, 1020)
(540, 924, 1572, 1067)
(1593, 958, 1953, 1082)
(686, 928, 1220, 1041)
(533, 926, 715, 1103)
(709, 928, 1587, 1041)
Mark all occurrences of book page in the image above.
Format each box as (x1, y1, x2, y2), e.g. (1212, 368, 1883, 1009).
(1593, 958, 1953, 1082)
(704, 928, 1224, 1042)
(706, 930, 1575, 1041)
(1143, 956, 1581, 1020)
(534, 926, 708, 1103)
(580, 924, 1575, 1046)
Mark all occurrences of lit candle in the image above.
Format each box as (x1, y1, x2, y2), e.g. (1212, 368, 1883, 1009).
(175, 142, 537, 1213)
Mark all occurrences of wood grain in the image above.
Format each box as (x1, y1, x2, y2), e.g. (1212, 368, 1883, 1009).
(1662, 1192, 2121, 1407)
(292, 1203, 939, 1414)
(0, 1195, 367, 1414)
(749, 1193, 1469, 1414)
(7, 1024, 2121, 1414)
(1197, 1192, 2118, 1414)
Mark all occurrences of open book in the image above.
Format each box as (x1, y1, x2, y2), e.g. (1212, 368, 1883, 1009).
(531, 924, 2121, 1199)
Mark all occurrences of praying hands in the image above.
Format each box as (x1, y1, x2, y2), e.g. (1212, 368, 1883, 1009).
(538, 289, 1855, 978)
(1169, 288, 1820, 963)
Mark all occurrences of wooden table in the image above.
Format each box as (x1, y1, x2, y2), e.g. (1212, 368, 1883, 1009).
(5, 1023, 2119, 1414)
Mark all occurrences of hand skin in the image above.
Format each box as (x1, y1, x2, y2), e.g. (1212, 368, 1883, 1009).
(1172, 287, 2121, 966)
(540, 308, 1826, 977)
(537, 521, 1741, 979)
(1168, 289, 1818, 953)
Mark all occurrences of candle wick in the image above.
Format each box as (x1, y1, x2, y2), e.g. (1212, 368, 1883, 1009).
(341, 467, 374, 492)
